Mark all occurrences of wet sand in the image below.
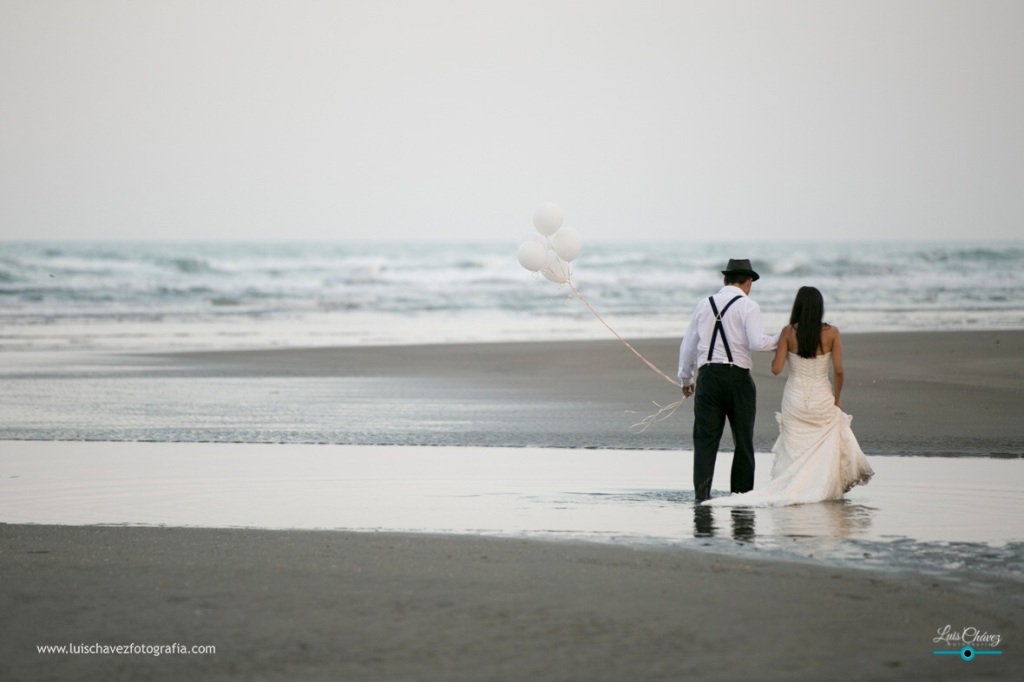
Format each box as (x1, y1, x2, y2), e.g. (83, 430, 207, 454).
(3, 330, 1022, 454)
(1, 331, 1023, 679)
(2, 524, 1020, 682)
(154, 330, 1024, 454)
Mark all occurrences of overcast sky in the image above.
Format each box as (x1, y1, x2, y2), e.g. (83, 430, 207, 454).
(1, 1, 1021, 243)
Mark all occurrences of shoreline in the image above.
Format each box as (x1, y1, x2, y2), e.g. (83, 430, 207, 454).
(3, 329, 1022, 456)
(2, 437, 1022, 459)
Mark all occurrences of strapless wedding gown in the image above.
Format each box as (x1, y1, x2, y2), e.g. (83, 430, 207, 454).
(705, 352, 874, 506)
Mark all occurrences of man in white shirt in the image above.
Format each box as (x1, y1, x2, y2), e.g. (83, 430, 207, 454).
(678, 259, 779, 503)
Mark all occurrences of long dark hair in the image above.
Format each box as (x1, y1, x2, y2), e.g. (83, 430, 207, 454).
(789, 286, 825, 358)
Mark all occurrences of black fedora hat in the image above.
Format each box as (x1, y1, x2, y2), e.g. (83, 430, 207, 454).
(721, 258, 760, 281)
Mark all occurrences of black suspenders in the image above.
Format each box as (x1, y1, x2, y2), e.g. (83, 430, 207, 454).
(707, 295, 743, 364)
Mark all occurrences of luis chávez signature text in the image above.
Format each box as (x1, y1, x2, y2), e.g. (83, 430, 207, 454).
(934, 625, 1001, 649)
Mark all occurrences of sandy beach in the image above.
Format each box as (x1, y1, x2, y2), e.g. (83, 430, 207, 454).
(2, 330, 1023, 680)
(2, 525, 1020, 682)
(3, 330, 1023, 454)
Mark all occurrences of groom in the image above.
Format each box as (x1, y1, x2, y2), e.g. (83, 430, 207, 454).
(678, 259, 779, 503)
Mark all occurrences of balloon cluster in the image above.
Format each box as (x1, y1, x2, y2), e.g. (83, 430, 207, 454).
(516, 202, 583, 284)
(515, 202, 684, 432)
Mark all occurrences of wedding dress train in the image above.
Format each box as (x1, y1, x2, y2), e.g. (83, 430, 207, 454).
(704, 352, 874, 507)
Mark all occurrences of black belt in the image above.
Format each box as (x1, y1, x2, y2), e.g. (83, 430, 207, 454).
(703, 362, 749, 371)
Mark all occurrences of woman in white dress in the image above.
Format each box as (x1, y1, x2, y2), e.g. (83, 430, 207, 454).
(704, 287, 874, 506)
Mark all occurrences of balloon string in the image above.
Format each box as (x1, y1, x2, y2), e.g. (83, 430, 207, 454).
(628, 398, 684, 433)
(565, 280, 680, 388)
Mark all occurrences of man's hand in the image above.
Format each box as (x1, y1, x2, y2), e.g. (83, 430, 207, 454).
(682, 384, 694, 399)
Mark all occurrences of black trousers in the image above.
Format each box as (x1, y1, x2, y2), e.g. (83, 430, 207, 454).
(692, 364, 757, 502)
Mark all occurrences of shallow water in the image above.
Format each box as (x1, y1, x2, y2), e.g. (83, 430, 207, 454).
(2, 442, 1021, 587)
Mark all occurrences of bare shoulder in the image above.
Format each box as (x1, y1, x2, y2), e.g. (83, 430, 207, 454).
(821, 324, 840, 352)
(779, 324, 795, 343)
(780, 324, 797, 352)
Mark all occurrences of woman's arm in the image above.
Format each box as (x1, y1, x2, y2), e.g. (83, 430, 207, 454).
(772, 326, 791, 375)
(831, 328, 844, 407)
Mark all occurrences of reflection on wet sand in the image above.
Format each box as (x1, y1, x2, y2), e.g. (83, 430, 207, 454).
(694, 506, 756, 542)
(693, 500, 876, 543)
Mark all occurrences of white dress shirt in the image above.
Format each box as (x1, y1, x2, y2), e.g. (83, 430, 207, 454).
(677, 285, 779, 386)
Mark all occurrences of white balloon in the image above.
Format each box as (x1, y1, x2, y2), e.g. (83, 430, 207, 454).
(533, 202, 563, 236)
(516, 240, 548, 272)
(551, 226, 582, 262)
(541, 249, 571, 283)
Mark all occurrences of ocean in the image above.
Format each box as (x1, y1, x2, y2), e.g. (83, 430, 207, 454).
(3, 240, 1023, 352)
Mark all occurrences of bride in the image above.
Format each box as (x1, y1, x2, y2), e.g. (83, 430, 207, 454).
(704, 286, 874, 507)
